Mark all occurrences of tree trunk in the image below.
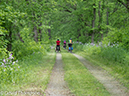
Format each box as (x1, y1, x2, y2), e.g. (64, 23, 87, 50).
(34, 26, 38, 42)
(101, 0, 104, 41)
(106, 7, 109, 34)
(48, 23, 51, 39)
(39, 29, 42, 41)
(98, 1, 101, 41)
(5, 23, 13, 51)
(7, 31, 12, 51)
(92, 3, 96, 43)
(38, 22, 42, 41)
(98, 1, 101, 31)
(18, 33, 24, 43)
(98, 0, 104, 41)
(101, 33, 103, 41)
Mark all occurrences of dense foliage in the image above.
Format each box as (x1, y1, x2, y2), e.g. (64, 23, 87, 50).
(0, 0, 51, 86)
(0, 0, 129, 58)
(49, 0, 129, 50)
(0, 0, 129, 88)
(0, 53, 23, 84)
(0, 0, 50, 59)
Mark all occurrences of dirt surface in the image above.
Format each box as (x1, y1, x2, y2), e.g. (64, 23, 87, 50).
(14, 52, 129, 96)
(45, 53, 74, 96)
(72, 53, 129, 96)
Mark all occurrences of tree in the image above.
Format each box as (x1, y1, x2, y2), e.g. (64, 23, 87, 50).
(117, 0, 129, 12)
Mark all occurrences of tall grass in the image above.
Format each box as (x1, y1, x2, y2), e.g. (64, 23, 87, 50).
(0, 53, 24, 85)
(73, 43, 129, 89)
(0, 50, 56, 94)
(62, 52, 110, 96)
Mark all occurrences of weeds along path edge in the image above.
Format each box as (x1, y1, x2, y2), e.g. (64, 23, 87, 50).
(0, 52, 56, 95)
(72, 53, 129, 96)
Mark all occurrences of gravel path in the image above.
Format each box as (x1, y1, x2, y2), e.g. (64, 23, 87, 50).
(45, 53, 74, 96)
(72, 53, 129, 96)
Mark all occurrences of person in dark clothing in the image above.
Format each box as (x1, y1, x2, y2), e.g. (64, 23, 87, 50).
(63, 40, 66, 49)
(68, 38, 73, 51)
(56, 39, 61, 51)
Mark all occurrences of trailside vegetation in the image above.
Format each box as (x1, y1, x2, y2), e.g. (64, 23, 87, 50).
(73, 43, 129, 89)
(1, 0, 129, 59)
(0, 0, 129, 92)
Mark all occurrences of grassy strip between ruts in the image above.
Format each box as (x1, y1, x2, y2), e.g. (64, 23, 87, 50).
(61, 51, 110, 96)
(75, 50, 129, 89)
(0, 50, 56, 96)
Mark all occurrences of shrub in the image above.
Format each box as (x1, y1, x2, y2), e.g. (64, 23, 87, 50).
(74, 43, 129, 64)
(102, 27, 129, 51)
(99, 46, 126, 63)
(12, 40, 46, 59)
(0, 48, 8, 59)
(0, 53, 24, 84)
(82, 43, 101, 55)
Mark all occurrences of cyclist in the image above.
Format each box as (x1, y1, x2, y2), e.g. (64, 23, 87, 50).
(56, 39, 61, 51)
(68, 38, 73, 51)
(63, 40, 66, 49)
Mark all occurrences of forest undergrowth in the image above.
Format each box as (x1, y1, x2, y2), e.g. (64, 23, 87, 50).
(0, 50, 56, 95)
(73, 43, 129, 89)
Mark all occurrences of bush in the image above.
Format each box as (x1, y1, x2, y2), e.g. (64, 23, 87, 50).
(74, 43, 129, 64)
(0, 53, 24, 84)
(0, 48, 8, 59)
(102, 27, 129, 51)
(73, 43, 84, 51)
(12, 40, 46, 59)
(99, 46, 126, 63)
(123, 53, 129, 64)
(43, 44, 51, 51)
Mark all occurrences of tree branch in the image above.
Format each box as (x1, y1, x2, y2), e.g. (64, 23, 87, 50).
(117, 0, 129, 12)
(117, 0, 127, 7)
(64, 9, 72, 13)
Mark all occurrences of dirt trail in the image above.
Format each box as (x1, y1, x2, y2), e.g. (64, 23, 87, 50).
(73, 53, 129, 96)
(45, 53, 73, 96)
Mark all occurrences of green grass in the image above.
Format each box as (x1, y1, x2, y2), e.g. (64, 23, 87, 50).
(75, 50, 129, 89)
(0, 50, 56, 95)
(61, 51, 110, 96)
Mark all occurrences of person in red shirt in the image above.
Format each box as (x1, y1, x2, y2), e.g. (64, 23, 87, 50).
(56, 39, 61, 51)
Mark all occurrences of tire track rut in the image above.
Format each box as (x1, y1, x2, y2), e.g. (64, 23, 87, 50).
(73, 53, 129, 96)
(45, 53, 74, 96)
